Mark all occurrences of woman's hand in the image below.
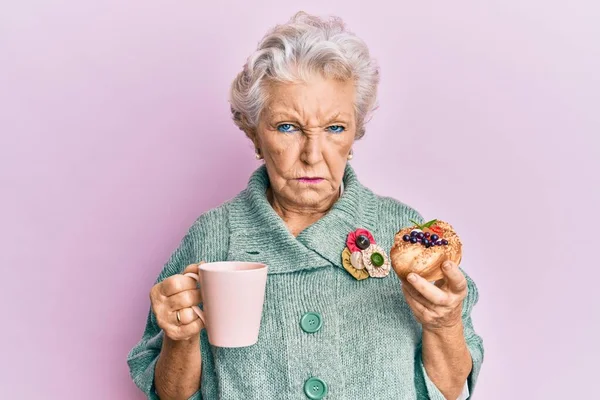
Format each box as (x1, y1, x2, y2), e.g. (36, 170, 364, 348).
(150, 263, 205, 341)
(401, 260, 468, 331)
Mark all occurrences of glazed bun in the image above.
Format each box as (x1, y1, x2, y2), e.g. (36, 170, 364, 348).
(390, 220, 462, 282)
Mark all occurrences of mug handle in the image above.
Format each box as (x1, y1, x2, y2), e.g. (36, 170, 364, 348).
(183, 272, 205, 324)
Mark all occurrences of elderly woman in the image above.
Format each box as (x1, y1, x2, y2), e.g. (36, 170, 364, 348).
(128, 11, 483, 400)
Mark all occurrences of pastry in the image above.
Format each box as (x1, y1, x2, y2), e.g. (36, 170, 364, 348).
(390, 219, 462, 282)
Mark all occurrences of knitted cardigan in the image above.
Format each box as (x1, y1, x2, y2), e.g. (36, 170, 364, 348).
(127, 164, 484, 399)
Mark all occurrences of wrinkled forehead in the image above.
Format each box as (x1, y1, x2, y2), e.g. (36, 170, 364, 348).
(261, 78, 356, 122)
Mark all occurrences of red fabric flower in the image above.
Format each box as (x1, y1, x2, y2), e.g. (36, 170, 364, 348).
(346, 228, 376, 253)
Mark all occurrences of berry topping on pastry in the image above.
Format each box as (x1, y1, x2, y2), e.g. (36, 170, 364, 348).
(390, 219, 462, 282)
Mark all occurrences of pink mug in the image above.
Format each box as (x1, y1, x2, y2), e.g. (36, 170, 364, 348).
(184, 261, 268, 348)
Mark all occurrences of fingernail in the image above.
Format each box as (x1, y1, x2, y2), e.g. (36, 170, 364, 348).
(443, 262, 452, 270)
(408, 274, 417, 282)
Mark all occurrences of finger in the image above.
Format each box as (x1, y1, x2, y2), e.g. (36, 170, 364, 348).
(406, 273, 450, 306)
(403, 287, 427, 317)
(401, 280, 437, 310)
(441, 261, 468, 294)
(167, 288, 203, 310)
(160, 273, 199, 296)
(403, 287, 437, 323)
(173, 307, 198, 326)
(177, 317, 204, 338)
(166, 318, 204, 341)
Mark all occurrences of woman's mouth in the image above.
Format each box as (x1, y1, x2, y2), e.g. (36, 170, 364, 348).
(297, 177, 324, 184)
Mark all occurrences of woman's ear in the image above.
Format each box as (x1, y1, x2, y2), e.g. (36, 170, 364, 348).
(245, 129, 258, 148)
(245, 129, 263, 159)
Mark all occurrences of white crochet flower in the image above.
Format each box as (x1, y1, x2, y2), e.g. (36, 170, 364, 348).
(362, 244, 391, 278)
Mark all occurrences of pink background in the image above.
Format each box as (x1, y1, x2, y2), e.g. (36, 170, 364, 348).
(1, 1, 598, 399)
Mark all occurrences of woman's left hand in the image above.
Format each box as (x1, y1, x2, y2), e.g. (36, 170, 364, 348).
(401, 260, 468, 331)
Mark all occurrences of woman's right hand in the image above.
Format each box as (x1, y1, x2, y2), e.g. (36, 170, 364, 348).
(150, 263, 205, 341)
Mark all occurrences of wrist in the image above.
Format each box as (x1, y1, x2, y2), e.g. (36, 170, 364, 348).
(163, 332, 200, 349)
(423, 321, 464, 338)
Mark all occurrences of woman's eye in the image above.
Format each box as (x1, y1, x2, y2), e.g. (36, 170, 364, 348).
(327, 125, 345, 134)
(277, 124, 297, 133)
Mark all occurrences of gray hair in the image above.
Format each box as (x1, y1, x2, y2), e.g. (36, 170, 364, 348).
(229, 11, 380, 140)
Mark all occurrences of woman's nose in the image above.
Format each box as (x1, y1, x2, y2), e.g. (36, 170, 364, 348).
(299, 136, 324, 165)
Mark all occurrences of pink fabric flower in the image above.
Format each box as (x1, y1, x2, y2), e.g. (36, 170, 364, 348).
(346, 228, 376, 253)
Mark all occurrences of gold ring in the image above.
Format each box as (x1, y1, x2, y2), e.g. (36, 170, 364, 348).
(176, 310, 181, 325)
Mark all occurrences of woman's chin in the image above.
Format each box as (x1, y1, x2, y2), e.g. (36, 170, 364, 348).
(287, 189, 333, 208)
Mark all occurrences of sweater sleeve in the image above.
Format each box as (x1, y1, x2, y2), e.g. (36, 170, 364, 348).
(126, 208, 230, 399)
(402, 207, 484, 399)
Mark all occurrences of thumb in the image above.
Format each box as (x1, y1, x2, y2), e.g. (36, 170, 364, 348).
(182, 261, 205, 275)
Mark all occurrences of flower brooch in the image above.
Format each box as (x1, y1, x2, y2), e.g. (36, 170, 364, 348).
(341, 228, 391, 280)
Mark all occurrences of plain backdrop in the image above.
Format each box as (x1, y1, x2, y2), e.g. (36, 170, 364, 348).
(1, 1, 598, 399)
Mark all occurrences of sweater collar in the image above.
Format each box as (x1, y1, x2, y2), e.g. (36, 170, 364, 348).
(227, 164, 379, 274)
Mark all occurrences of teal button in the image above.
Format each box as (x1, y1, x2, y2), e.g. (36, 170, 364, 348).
(300, 312, 322, 334)
(304, 377, 328, 399)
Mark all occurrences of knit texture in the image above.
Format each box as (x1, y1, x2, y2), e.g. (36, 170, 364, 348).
(127, 164, 484, 399)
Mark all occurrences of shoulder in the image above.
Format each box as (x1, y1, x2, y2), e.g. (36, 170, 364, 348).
(184, 199, 234, 260)
(188, 201, 231, 237)
(154, 200, 236, 283)
(373, 193, 426, 227)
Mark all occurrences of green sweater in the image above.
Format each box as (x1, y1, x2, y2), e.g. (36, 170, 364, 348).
(127, 164, 484, 399)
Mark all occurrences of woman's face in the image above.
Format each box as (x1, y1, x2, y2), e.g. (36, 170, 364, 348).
(254, 76, 356, 209)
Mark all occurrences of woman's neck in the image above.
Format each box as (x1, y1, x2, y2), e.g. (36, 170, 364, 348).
(267, 187, 340, 237)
